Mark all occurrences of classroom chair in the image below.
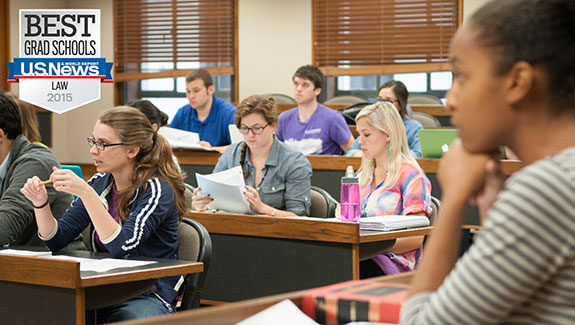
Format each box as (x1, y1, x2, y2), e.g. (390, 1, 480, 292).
(309, 186, 339, 218)
(61, 164, 83, 178)
(266, 93, 296, 104)
(407, 94, 443, 105)
(412, 112, 441, 128)
(177, 218, 212, 310)
(341, 102, 371, 125)
(324, 95, 366, 105)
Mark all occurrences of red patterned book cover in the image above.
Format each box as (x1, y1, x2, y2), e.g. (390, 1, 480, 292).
(301, 280, 409, 325)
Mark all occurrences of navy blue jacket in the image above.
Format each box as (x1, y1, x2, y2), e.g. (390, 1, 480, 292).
(42, 173, 181, 304)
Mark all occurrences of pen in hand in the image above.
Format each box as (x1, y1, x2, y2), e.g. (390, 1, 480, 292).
(38, 180, 52, 186)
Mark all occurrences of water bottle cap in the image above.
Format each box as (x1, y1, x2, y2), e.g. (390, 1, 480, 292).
(345, 165, 354, 178)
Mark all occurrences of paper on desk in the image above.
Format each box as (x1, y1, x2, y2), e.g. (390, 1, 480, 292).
(80, 258, 157, 273)
(0, 249, 52, 257)
(158, 127, 215, 151)
(236, 299, 319, 325)
(196, 166, 251, 214)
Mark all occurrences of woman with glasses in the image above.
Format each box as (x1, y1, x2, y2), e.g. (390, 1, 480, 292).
(346, 80, 423, 158)
(21, 107, 187, 322)
(192, 95, 312, 216)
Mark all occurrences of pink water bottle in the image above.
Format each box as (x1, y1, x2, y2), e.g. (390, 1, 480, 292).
(340, 166, 360, 222)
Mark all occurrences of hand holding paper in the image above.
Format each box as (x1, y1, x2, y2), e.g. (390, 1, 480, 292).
(196, 166, 251, 214)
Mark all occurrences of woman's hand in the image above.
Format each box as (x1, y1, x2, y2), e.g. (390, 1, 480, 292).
(20, 176, 49, 207)
(438, 139, 491, 202)
(191, 187, 211, 211)
(244, 186, 271, 215)
(472, 159, 506, 224)
(50, 167, 90, 198)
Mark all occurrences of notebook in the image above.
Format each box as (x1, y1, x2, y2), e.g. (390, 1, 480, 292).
(360, 215, 430, 231)
(418, 129, 458, 158)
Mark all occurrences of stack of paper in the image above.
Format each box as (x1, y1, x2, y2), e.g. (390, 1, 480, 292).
(196, 166, 251, 214)
(360, 215, 430, 231)
(158, 126, 215, 151)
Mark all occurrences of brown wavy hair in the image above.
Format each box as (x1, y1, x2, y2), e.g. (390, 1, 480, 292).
(98, 106, 187, 221)
(234, 95, 278, 178)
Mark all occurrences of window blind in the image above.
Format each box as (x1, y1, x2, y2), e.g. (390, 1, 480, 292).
(313, 0, 460, 75)
(114, 0, 235, 77)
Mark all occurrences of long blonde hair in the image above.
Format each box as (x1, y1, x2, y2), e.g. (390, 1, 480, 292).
(98, 107, 187, 221)
(356, 101, 419, 188)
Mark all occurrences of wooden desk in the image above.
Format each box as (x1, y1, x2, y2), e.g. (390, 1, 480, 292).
(0, 249, 203, 325)
(186, 212, 429, 303)
(119, 272, 414, 325)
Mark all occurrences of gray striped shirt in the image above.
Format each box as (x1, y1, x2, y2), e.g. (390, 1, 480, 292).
(401, 147, 575, 324)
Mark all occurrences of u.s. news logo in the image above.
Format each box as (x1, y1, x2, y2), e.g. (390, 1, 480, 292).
(6, 9, 113, 114)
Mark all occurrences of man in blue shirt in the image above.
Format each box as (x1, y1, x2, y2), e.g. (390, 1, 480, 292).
(170, 69, 236, 152)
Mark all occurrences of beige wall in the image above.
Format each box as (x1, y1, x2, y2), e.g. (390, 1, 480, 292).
(7, 0, 487, 164)
(238, 0, 311, 101)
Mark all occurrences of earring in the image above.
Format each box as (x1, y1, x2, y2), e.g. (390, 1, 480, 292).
(386, 144, 392, 156)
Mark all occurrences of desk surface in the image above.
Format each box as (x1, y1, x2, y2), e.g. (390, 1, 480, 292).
(0, 249, 203, 288)
(118, 272, 415, 325)
(174, 150, 522, 175)
(189, 211, 432, 244)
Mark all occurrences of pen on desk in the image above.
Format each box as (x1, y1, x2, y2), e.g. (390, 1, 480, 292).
(38, 180, 52, 186)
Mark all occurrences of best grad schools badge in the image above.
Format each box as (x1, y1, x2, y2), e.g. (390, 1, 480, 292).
(7, 9, 112, 114)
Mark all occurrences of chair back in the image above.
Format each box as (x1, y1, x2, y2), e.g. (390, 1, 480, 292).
(266, 93, 296, 104)
(183, 183, 195, 211)
(412, 112, 441, 128)
(407, 94, 443, 105)
(324, 95, 366, 105)
(177, 218, 212, 310)
(341, 102, 371, 125)
(309, 186, 339, 218)
(61, 164, 83, 178)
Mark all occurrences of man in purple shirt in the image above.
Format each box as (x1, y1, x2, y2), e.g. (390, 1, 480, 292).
(276, 65, 353, 155)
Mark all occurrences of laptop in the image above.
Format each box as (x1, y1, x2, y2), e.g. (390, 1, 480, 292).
(418, 129, 458, 158)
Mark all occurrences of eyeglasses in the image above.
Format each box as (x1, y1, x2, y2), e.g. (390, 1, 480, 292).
(377, 97, 398, 104)
(239, 124, 269, 135)
(87, 137, 125, 151)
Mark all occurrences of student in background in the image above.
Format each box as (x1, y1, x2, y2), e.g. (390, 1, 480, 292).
(127, 99, 181, 170)
(276, 65, 354, 155)
(21, 107, 187, 322)
(5, 93, 44, 145)
(0, 92, 73, 246)
(350, 101, 431, 277)
(170, 69, 236, 152)
(402, 1, 575, 324)
(346, 81, 423, 158)
(192, 95, 312, 217)
(127, 99, 169, 131)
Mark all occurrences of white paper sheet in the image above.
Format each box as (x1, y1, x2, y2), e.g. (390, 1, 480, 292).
(79, 258, 157, 273)
(0, 249, 51, 257)
(228, 124, 243, 144)
(196, 166, 252, 214)
(158, 126, 216, 151)
(236, 299, 319, 325)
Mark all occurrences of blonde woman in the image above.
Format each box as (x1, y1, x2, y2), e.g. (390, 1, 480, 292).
(355, 101, 432, 277)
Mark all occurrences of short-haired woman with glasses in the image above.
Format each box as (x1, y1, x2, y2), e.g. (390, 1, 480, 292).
(192, 95, 312, 216)
(346, 80, 423, 158)
(21, 107, 187, 323)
